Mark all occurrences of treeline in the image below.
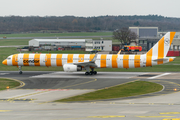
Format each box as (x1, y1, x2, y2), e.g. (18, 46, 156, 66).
(0, 15, 180, 33)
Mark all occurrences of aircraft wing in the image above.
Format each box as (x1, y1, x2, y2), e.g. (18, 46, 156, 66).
(74, 61, 97, 67)
(73, 53, 98, 67)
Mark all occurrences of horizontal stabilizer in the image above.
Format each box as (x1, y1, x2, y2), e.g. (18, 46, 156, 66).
(152, 57, 176, 62)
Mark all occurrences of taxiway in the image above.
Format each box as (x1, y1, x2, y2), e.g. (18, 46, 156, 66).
(0, 71, 180, 120)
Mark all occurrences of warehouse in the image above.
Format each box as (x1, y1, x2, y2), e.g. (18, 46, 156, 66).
(29, 39, 112, 51)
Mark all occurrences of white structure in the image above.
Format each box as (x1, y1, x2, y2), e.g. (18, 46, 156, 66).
(85, 39, 112, 51)
(29, 39, 86, 48)
(29, 39, 112, 51)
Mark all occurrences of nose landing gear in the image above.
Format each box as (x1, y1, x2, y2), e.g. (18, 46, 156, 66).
(19, 66, 23, 74)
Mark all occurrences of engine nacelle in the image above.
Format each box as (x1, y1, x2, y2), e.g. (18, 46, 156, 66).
(63, 64, 82, 72)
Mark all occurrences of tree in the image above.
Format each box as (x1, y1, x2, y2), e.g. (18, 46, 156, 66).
(113, 27, 137, 46)
(133, 21, 140, 26)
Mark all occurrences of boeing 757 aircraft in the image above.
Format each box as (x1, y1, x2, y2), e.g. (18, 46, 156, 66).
(2, 32, 176, 75)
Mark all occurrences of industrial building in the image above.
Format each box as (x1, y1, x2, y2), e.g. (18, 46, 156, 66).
(29, 39, 112, 52)
(137, 31, 180, 51)
(85, 39, 112, 51)
(129, 27, 159, 51)
(129, 27, 158, 38)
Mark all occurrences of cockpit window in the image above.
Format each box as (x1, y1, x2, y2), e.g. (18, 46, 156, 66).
(7, 57, 11, 60)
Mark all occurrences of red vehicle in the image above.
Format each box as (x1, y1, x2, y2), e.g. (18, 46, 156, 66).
(121, 46, 142, 52)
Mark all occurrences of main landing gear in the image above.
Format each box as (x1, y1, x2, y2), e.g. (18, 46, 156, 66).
(85, 71, 97, 75)
(19, 66, 23, 74)
(85, 68, 97, 75)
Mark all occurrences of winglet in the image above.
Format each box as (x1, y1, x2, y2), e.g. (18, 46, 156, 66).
(91, 53, 98, 62)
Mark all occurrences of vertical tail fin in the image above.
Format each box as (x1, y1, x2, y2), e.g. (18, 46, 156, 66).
(146, 32, 176, 57)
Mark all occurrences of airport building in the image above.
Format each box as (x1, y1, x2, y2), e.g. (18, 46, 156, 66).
(137, 31, 180, 51)
(129, 27, 158, 38)
(129, 27, 158, 51)
(29, 39, 112, 51)
(129, 27, 180, 51)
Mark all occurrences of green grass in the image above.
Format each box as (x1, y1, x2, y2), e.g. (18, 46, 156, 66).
(0, 39, 30, 46)
(0, 32, 112, 37)
(56, 81, 163, 102)
(0, 78, 20, 90)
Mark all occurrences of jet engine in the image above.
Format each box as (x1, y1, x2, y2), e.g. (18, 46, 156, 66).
(63, 64, 82, 72)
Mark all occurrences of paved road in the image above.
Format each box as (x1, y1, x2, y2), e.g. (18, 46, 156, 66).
(0, 71, 180, 120)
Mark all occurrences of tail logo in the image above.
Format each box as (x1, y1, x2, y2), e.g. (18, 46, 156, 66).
(165, 38, 170, 46)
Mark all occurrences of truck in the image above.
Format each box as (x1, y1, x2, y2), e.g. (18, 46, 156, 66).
(121, 46, 142, 52)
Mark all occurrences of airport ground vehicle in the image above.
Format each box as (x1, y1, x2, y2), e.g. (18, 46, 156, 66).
(121, 46, 142, 52)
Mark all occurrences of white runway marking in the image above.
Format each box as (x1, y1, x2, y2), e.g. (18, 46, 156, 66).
(0, 73, 9, 75)
(147, 73, 171, 79)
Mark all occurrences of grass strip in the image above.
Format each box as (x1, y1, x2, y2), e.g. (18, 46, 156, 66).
(0, 78, 20, 90)
(56, 81, 163, 102)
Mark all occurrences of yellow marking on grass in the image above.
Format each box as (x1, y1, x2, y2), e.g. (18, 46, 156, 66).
(1, 78, 25, 89)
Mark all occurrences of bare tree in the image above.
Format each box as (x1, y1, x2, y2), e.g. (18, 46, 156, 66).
(113, 27, 137, 45)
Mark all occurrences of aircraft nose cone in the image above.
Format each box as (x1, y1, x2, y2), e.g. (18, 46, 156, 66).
(2, 59, 7, 65)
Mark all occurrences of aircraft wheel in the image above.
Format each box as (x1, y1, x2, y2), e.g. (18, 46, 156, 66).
(85, 72, 89, 75)
(19, 71, 23, 74)
(90, 71, 94, 75)
(94, 71, 97, 75)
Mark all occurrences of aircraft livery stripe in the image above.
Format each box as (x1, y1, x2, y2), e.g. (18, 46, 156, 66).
(170, 32, 176, 46)
(134, 55, 140, 68)
(34, 54, 40, 66)
(12, 54, 18, 66)
(101, 54, 107, 68)
(46, 54, 51, 66)
(146, 48, 152, 67)
(28, 54, 35, 66)
(158, 37, 164, 65)
(106, 55, 112, 68)
(51, 54, 57, 66)
(112, 55, 118, 68)
(123, 55, 129, 68)
(78, 54, 84, 62)
(129, 55, 134, 68)
(89, 54, 95, 61)
(3, 59, 7, 65)
(56, 54, 62, 66)
(67, 54, 73, 63)
(23, 54, 29, 66)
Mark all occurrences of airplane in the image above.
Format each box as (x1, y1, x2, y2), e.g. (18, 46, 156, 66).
(2, 32, 176, 75)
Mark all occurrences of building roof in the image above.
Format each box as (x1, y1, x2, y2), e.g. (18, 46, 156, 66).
(129, 27, 158, 29)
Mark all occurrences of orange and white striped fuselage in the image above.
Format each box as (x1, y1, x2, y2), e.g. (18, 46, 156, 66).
(3, 53, 174, 68)
(2, 32, 176, 74)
